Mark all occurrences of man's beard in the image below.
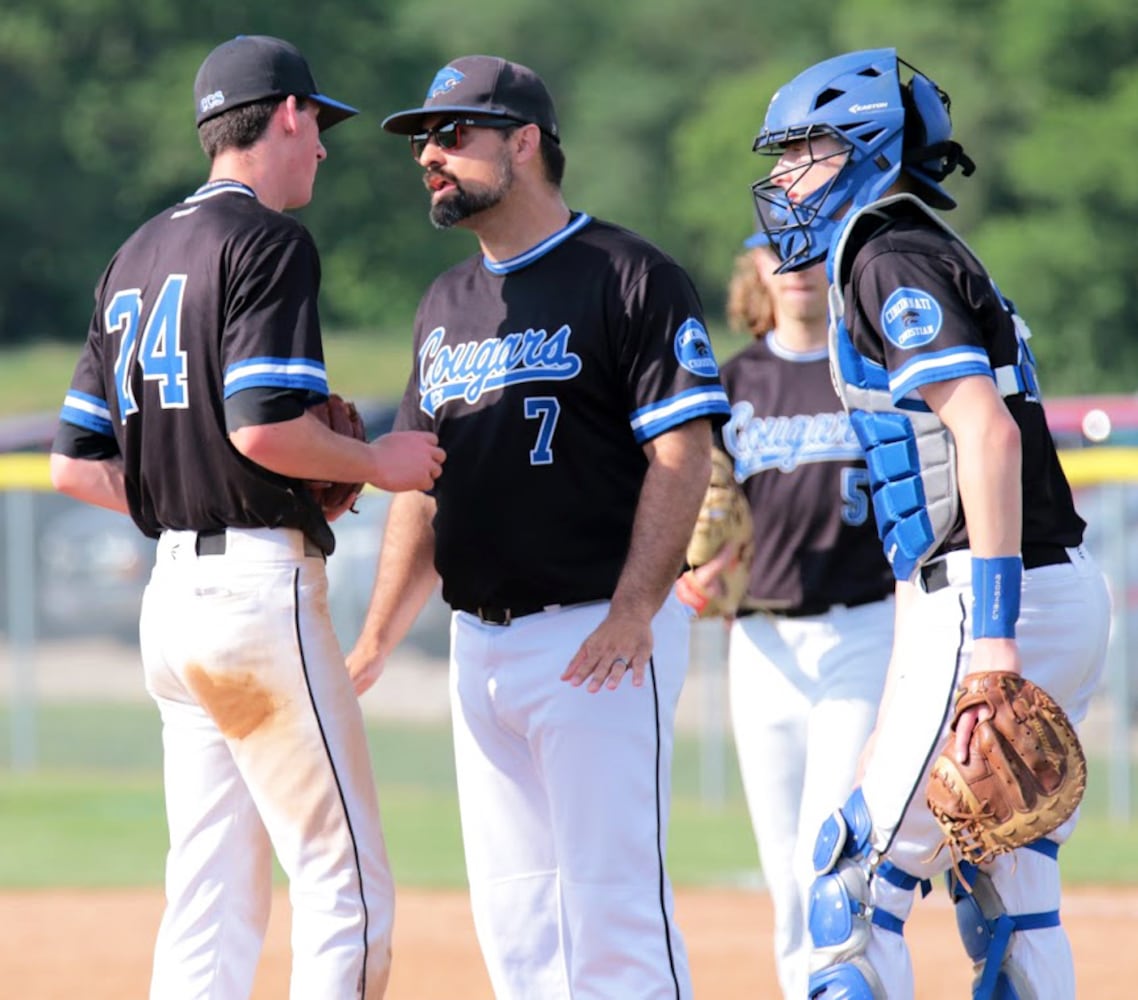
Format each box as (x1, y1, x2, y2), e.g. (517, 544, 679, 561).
(428, 158, 513, 229)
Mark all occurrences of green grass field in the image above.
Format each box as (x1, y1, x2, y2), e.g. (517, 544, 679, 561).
(1, 704, 1135, 890)
(0, 334, 422, 419)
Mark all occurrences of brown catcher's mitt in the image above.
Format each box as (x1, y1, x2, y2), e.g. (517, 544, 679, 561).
(926, 671, 1086, 865)
(681, 448, 755, 619)
(307, 393, 367, 518)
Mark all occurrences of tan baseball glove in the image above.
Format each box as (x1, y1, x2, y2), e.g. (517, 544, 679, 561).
(926, 671, 1086, 865)
(678, 448, 755, 619)
(306, 393, 367, 519)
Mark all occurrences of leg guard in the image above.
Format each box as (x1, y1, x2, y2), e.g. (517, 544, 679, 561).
(947, 841, 1061, 1000)
(806, 790, 928, 999)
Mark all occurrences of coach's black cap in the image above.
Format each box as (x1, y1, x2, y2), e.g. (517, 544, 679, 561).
(194, 35, 359, 132)
(381, 56, 560, 142)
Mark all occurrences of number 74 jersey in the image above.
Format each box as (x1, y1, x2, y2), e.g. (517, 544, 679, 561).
(56, 181, 333, 546)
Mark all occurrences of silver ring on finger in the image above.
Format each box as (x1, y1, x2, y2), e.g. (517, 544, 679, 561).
(611, 656, 629, 669)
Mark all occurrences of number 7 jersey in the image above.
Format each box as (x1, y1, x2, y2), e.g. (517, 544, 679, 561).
(396, 213, 731, 613)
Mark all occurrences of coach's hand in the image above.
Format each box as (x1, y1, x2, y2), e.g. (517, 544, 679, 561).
(369, 431, 445, 493)
(346, 636, 387, 697)
(561, 609, 654, 693)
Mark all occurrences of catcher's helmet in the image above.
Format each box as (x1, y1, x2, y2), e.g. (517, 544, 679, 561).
(751, 48, 974, 272)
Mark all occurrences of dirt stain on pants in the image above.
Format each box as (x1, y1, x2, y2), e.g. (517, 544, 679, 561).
(184, 663, 277, 739)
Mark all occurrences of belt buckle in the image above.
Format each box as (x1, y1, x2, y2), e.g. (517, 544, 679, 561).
(477, 607, 512, 626)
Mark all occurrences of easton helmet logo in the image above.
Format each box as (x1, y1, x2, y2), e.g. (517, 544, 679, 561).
(849, 101, 888, 113)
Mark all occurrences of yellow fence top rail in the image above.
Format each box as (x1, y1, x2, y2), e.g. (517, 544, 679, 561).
(1, 447, 1136, 493)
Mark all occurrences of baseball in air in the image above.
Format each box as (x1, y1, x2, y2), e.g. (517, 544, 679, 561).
(1081, 408, 1112, 443)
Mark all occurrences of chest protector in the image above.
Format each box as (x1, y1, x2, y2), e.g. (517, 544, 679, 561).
(827, 195, 1039, 584)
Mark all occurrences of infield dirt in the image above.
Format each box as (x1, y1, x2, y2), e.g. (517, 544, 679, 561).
(3, 884, 1136, 998)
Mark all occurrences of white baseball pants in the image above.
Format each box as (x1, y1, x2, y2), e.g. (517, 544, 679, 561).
(141, 527, 394, 1000)
(449, 596, 692, 1000)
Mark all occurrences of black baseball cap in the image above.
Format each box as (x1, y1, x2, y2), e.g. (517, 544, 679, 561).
(381, 55, 560, 142)
(194, 35, 358, 132)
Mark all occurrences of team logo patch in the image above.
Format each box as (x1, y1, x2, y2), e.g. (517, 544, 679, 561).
(428, 67, 464, 100)
(674, 318, 719, 377)
(880, 287, 943, 349)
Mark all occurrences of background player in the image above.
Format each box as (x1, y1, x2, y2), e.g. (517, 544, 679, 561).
(346, 55, 730, 999)
(680, 237, 893, 998)
(750, 48, 1111, 998)
(50, 35, 443, 1000)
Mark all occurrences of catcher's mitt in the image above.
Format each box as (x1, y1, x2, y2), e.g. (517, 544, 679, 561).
(680, 448, 754, 619)
(307, 393, 367, 518)
(926, 671, 1086, 866)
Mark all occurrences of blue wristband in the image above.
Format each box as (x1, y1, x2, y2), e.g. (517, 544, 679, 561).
(971, 556, 1022, 639)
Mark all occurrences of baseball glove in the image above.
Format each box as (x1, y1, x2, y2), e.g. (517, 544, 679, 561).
(306, 393, 367, 518)
(926, 671, 1086, 866)
(679, 448, 755, 619)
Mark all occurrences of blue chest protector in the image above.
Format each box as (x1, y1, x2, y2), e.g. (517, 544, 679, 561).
(827, 195, 1039, 583)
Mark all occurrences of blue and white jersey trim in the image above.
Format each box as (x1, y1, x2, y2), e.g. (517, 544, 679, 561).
(184, 180, 257, 204)
(60, 391, 114, 437)
(889, 346, 992, 403)
(223, 357, 329, 398)
(483, 214, 593, 274)
(629, 386, 730, 444)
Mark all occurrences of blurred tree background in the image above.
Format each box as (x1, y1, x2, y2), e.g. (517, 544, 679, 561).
(3, 0, 1137, 391)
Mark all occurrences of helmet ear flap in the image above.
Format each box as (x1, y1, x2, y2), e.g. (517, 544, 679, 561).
(901, 72, 975, 209)
(904, 74, 952, 148)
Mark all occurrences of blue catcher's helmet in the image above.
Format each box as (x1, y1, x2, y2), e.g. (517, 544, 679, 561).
(751, 48, 974, 272)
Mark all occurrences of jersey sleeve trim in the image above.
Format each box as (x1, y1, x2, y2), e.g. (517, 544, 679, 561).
(888, 346, 992, 403)
(629, 386, 731, 443)
(60, 391, 114, 438)
(223, 357, 329, 399)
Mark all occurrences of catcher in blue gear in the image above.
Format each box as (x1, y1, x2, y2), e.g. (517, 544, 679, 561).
(749, 48, 1109, 1000)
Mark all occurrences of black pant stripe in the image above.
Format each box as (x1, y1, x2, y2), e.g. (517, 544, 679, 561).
(649, 655, 683, 999)
(291, 568, 370, 997)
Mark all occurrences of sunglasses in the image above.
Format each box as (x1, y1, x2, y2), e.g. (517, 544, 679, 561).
(409, 117, 524, 158)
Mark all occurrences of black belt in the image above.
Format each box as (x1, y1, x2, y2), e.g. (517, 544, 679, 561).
(920, 545, 1071, 594)
(194, 529, 324, 559)
(457, 599, 605, 626)
(740, 591, 891, 619)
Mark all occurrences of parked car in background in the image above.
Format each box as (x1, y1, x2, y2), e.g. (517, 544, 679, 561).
(0, 400, 450, 657)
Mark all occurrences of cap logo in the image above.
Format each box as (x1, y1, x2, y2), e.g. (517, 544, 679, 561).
(427, 67, 464, 100)
(199, 90, 225, 114)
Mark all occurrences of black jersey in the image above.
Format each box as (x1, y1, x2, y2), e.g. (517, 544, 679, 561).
(720, 334, 894, 612)
(395, 213, 731, 612)
(842, 209, 1085, 555)
(53, 181, 336, 553)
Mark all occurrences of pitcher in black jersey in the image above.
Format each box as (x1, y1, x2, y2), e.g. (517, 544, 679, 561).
(751, 48, 1110, 1000)
(679, 237, 894, 998)
(50, 35, 443, 1000)
(347, 55, 730, 999)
